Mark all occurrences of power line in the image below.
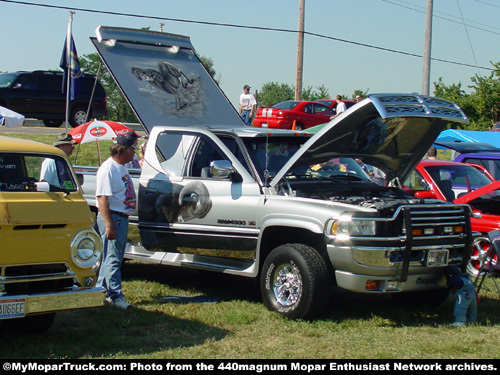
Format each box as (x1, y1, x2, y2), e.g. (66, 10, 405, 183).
(382, 0, 500, 35)
(0, 0, 495, 71)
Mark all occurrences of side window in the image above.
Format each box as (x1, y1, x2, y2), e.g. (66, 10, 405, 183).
(0, 153, 76, 192)
(303, 104, 313, 114)
(314, 104, 334, 116)
(15, 75, 39, 91)
(189, 136, 226, 177)
(402, 169, 429, 191)
(39, 75, 62, 92)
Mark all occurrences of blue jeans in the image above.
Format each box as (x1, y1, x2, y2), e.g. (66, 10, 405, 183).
(454, 285, 477, 324)
(241, 110, 251, 126)
(96, 213, 129, 301)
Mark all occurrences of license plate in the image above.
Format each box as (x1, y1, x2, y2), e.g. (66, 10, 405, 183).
(0, 298, 25, 319)
(427, 250, 449, 267)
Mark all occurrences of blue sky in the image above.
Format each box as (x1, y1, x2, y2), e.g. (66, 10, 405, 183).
(1, 0, 500, 109)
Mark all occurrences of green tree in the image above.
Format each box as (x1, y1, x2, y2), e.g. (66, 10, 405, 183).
(433, 61, 500, 130)
(257, 82, 333, 106)
(79, 53, 138, 123)
(257, 82, 295, 106)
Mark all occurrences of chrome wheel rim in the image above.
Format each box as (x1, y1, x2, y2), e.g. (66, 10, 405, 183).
(272, 262, 302, 306)
(74, 110, 87, 125)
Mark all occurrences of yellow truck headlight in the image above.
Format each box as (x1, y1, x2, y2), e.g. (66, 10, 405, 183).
(71, 230, 103, 268)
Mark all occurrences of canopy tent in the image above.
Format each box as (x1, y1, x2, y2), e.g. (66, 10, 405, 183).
(436, 129, 500, 149)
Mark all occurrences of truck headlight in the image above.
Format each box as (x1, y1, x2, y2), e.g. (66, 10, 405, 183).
(331, 218, 376, 237)
(70, 229, 103, 268)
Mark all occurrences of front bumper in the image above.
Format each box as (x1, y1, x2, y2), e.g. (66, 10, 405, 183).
(334, 270, 446, 293)
(0, 287, 105, 320)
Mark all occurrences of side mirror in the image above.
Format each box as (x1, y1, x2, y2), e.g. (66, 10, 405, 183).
(76, 173, 84, 186)
(210, 160, 234, 178)
(34, 181, 50, 192)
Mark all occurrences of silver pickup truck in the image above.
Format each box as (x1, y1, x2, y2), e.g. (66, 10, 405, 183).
(85, 26, 473, 319)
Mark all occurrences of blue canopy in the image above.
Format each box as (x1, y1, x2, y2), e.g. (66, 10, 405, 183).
(436, 129, 500, 148)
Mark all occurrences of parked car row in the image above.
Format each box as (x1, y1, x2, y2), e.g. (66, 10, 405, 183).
(252, 99, 355, 130)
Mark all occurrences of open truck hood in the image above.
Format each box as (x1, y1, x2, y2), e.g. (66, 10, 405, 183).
(271, 94, 469, 188)
(91, 26, 244, 133)
(91, 27, 468, 185)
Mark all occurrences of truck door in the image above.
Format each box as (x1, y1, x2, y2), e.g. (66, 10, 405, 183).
(138, 130, 260, 259)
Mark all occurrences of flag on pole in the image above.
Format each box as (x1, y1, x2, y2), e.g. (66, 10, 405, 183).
(59, 36, 82, 100)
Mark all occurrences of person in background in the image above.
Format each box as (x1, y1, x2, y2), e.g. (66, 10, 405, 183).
(355, 94, 365, 102)
(239, 85, 257, 126)
(40, 133, 77, 187)
(426, 146, 437, 160)
(95, 132, 138, 309)
(124, 131, 140, 169)
(139, 142, 147, 168)
(371, 166, 386, 186)
(330, 95, 347, 119)
(446, 265, 477, 327)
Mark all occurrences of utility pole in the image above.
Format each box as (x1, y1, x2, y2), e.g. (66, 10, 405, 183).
(422, 0, 433, 95)
(295, 0, 305, 100)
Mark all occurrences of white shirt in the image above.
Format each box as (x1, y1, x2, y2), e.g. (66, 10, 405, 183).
(239, 93, 256, 110)
(336, 101, 347, 114)
(40, 158, 59, 186)
(95, 157, 136, 214)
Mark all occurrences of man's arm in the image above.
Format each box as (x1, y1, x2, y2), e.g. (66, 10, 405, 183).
(97, 195, 116, 240)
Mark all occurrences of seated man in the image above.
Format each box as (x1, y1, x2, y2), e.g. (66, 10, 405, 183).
(40, 133, 76, 188)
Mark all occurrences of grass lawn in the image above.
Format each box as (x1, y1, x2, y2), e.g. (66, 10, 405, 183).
(1, 261, 500, 359)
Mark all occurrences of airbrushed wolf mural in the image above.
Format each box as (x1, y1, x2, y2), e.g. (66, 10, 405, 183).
(132, 61, 197, 111)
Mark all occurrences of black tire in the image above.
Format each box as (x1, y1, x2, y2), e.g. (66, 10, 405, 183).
(9, 313, 56, 334)
(294, 122, 304, 131)
(69, 106, 89, 127)
(260, 243, 329, 320)
(42, 119, 63, 128)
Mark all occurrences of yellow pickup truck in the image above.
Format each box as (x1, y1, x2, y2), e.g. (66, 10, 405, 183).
(0, 135, 104, 332)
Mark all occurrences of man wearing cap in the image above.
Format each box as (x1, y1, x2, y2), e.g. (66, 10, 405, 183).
(40, 133, 77, 188)
(239, 84, 257, 126)
(95, 132, 138, 309)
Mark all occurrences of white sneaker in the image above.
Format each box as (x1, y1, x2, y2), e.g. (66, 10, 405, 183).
(112, 297, 132, 309)
(451, 322, 465, 327)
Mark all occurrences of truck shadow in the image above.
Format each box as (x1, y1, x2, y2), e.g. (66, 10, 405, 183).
(0, 304, 230, 359)
(322, 287, 500, 327)
(123, 261, 500, 327)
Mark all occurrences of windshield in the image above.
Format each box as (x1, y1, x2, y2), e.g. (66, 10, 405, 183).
(273, 101, 300, 110)
(423, 164, 497, 200)
(0, 73, 16, 88)
(242, 136, 372, 184)
(0, 153, 77, 192)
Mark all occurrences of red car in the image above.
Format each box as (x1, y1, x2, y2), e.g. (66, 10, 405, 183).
(315, 99, 356, 114)
(402, 159, 499, 276)
(252, 100, 335, 130)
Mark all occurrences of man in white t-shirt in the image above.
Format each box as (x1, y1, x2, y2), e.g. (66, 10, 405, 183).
(330, 95, 347, 119)
(40, 133, 76, 188)
(95, 132, 138, 309)
(239, 84, 257, 126)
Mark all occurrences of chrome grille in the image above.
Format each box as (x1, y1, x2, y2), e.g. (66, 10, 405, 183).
(0, 263, 76, 296)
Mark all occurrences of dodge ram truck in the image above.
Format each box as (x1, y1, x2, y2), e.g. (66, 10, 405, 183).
(86, 26, 473, 319)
